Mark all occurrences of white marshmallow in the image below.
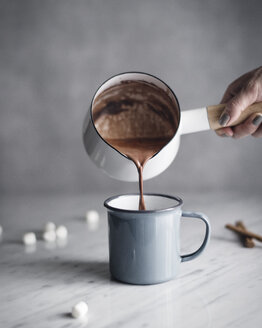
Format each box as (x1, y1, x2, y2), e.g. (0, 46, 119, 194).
(71, 301, 88, 318)
(44, 222, 56, 232)
(86, 210, 99, 224)
(0, 225, 3, 235)
(43, 230, 56, 242)
(23, 232, 36, 245)
(56, 225, 68, 239)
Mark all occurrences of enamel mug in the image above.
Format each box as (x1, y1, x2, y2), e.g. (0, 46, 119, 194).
(104, 193, 210, 285)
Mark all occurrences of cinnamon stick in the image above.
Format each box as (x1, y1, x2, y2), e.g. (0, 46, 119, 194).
(235, 221, 255, 248)
(225, 224, 262, 242)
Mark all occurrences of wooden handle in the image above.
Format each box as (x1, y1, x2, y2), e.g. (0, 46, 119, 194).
(207, 102, 262, 130)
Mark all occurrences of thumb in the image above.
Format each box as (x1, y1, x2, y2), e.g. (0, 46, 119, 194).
(219, 84, 257, 127)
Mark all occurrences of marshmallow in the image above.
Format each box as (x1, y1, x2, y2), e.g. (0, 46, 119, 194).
(43, 230, 56, 243)
(0, 225, 3, 236)
(56, 225, 68, 239)
(23, 232, 36, 245)
(44, 222, 56, 232)
(86, 210, 99, 224)
(71, 301, 88, 318)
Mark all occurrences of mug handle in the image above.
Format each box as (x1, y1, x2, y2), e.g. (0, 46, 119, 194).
(181, 211, 211, 262)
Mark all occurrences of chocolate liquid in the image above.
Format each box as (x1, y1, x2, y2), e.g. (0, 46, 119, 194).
(93, 80, 179, 210)
(105, 137, 171, 210)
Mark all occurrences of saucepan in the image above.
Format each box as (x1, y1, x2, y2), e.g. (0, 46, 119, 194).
(83, 72, 262, 181)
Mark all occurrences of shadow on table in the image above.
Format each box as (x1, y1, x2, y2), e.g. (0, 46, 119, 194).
(212, 234, 262, 248)
(2, 256, 111, 283)
(38, 258, 111, 282)
(2, 230, 48, 245)
(211, 234, 239, 243)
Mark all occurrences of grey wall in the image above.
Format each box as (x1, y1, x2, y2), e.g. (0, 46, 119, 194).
(0, 0, 261, 196)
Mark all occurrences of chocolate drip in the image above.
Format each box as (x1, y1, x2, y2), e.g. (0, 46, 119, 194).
(138, 165, 145, 211)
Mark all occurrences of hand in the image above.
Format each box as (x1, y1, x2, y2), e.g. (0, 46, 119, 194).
(216, 66, 262, 139)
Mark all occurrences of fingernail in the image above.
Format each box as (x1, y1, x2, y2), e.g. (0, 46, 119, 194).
(219, 113, 230, 127)
(252, 114, 262, 126)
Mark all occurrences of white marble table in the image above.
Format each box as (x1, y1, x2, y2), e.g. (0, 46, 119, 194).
(0, 190, 261, 328)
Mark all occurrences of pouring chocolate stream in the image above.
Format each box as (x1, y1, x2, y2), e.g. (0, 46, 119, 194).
(92, 80, 179, 210)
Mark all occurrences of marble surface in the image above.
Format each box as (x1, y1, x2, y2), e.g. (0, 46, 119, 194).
(0, 190, 262, 328)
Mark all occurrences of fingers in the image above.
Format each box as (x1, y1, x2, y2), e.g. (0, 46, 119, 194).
(220, 69, 258, 104)
(220, 84, 239, 103)
(218, 67, 262, 138)
(219, 80, 259, 127)
(215, 127, 234, 137)
(216, 114, 262, 139)
(232, 113, 262, 139)
(252, 122, 262, 138)
(220, 87, 235, 104)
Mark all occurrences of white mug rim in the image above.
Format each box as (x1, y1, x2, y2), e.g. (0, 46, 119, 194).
(104, 193, 183, 214)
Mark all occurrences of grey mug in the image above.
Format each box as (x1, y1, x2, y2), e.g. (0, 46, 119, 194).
(104, 193, 210, 285)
